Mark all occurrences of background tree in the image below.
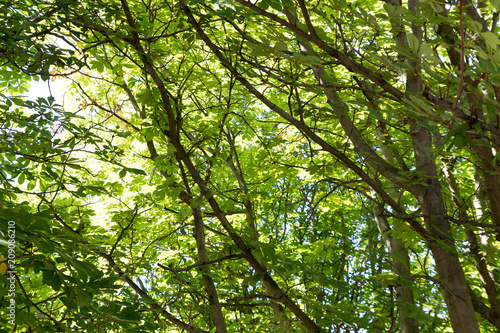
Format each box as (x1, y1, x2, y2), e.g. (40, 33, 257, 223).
(0, 0, 499, 332)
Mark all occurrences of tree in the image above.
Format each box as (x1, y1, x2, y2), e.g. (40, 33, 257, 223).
(0, 0, 499, 332)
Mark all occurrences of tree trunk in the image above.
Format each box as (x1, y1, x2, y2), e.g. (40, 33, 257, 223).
(477, 151, 500, 242)
(404, 0, 479, 325)
(373, 123, 420, 333)
(373, 204, 420, 333)
(443, 161, 500, 318)
(192, 207, 228, 333)
(410, 124, 480, 333)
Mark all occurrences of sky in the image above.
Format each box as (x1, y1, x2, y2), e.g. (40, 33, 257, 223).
(27, 76, 67, 104)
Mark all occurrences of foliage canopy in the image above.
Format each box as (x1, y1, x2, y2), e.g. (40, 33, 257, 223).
(1, 0, 500, 332)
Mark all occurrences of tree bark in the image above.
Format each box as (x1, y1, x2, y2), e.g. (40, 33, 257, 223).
(410, 125, 480, 333)
(443, 161, 500, 317)
(403, 0, 480, 328)
(373, 123, 420, 333)
(373, 205, 420, 333)
(477, 151, 500, 242)
(191, 206, 228, 333)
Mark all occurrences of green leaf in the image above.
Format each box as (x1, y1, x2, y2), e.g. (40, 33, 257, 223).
(119, 168, 127, 178)
(274, 41, 287, 51)
(18, 173, 25, 185)
(242, 273, 265, 286)
(407, 33, 420, 56)
(266, 0, 282, 11)
(125, 168, 146, 175)
(481, 31, 500, 50)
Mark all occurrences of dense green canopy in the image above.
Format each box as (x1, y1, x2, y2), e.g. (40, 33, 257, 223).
(1, 0, 500, 332)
